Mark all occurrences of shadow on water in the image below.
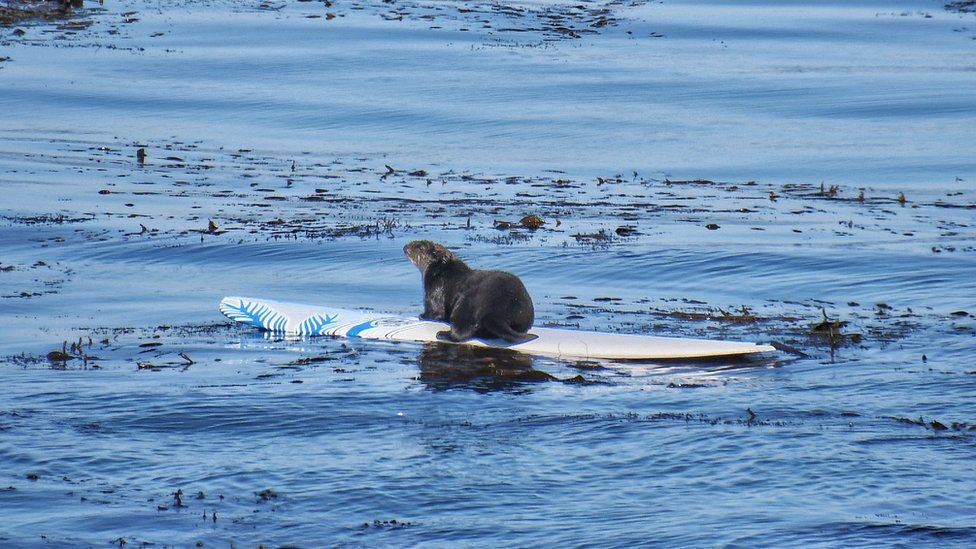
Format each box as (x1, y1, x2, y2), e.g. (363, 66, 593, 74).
(416, 343, 554, 393)
(413, 341, 776, 392)
(632, 353, 786, 373)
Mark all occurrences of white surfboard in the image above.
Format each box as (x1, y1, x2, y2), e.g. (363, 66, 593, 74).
(219, 296, 775, 360)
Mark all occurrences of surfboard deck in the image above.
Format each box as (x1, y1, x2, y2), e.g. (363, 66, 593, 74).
(219, 296, 775, 360)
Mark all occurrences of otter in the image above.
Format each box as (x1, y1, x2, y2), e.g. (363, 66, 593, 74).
(404, 240, 534, 343)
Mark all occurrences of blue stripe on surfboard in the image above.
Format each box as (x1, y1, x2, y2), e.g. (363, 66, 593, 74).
(346, 320, 378, 338)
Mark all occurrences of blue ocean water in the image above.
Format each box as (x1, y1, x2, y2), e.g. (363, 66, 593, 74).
(1, 0, 975, 546)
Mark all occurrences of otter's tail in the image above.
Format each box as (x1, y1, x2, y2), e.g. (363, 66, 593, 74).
(484, 319, 536, 344)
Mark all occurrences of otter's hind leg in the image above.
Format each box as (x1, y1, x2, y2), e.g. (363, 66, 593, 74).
(436, 325, 479, 342)
(437, 302, 480, 342)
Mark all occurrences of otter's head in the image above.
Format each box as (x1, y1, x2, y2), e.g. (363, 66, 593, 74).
(404, 240, 457, 274)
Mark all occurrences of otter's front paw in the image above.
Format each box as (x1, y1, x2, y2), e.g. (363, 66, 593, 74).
(436, 330, 459, 342)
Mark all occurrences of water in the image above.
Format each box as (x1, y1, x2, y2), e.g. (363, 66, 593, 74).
(2, 0, 976, 546)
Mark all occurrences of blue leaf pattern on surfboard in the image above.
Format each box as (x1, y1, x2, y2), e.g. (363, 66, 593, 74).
(298, 314, 339, 335)
(220, 298, 288, 332)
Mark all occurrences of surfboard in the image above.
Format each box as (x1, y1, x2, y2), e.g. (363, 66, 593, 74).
(220, 296, 775, 360)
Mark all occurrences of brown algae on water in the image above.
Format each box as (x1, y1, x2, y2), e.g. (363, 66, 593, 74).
(1, 1, 83, 27)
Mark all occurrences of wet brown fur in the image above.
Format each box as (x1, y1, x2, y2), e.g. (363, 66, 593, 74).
(404, 240, 534, 343)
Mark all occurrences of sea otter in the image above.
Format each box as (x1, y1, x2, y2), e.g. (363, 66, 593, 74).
(404, 240, 534, 343)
